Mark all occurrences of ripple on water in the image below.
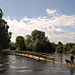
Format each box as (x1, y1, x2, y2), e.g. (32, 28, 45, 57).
(10, 65, 32, 71)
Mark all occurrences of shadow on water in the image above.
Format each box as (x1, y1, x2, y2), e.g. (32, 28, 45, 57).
(0, 55, 9, 74)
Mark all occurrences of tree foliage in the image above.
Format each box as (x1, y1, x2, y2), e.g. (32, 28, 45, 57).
(0, 9, 3, 19)
(25, 35, 33, 50)
(9, 42, 16, 50)
(15, 29, 75, 54)
(16, 36, 26, 50)
(25, 30, 55, 53)
(56, 41, 64, 53)
(0, 9, 11, 50)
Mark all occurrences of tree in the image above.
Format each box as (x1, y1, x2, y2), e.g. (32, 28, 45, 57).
(16, 36, 26, 50)
(31, 30, 45, 41)
(15, 30, 55, 53)
(0, 9, 11, 51)
(0, 9, 3, 18)
(25, 35, 33, 50)
(9, 42, 16, 50)
(30, 30, 55, 53)
(68, 43, 75, 54)
(56, 41, 64, 53)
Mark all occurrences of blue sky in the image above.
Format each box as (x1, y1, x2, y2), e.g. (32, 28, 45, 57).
(0, 0, 75, 44)
(0, 0, 75, 18)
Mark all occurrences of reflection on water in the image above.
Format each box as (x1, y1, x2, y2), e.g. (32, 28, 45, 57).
(70, 68, 75, 75)
(0, 55, 75, 75)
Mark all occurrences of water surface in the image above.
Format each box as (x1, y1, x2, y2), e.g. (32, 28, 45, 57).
(0, 55, 75, 75)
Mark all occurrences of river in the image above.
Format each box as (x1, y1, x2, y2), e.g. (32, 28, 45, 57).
(0, 54, 75, 75)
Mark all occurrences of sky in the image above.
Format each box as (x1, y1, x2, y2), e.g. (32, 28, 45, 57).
(0, 0, 75, 44)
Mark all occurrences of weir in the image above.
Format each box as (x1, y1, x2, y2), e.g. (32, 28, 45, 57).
(14, 51, 75, 68)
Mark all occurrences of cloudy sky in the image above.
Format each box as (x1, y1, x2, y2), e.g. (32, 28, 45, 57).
(0, 0, 75, 44)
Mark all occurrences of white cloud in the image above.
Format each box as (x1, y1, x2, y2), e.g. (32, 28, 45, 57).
(49, 15, 75, 26)
(46, 9, 57, 15)
(4, 9, 75, 44)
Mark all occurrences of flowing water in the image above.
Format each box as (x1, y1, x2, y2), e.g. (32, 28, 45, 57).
(0, 54, 75, 75)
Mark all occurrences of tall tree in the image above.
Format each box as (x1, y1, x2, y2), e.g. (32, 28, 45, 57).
(25, 35, 33, 50)
(0, 9, 3, 19)
(0, 9, 11, 51)
(56, 41, 64, 53)
(16, 36, 26, 50)
(31, 30, 55, 53)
